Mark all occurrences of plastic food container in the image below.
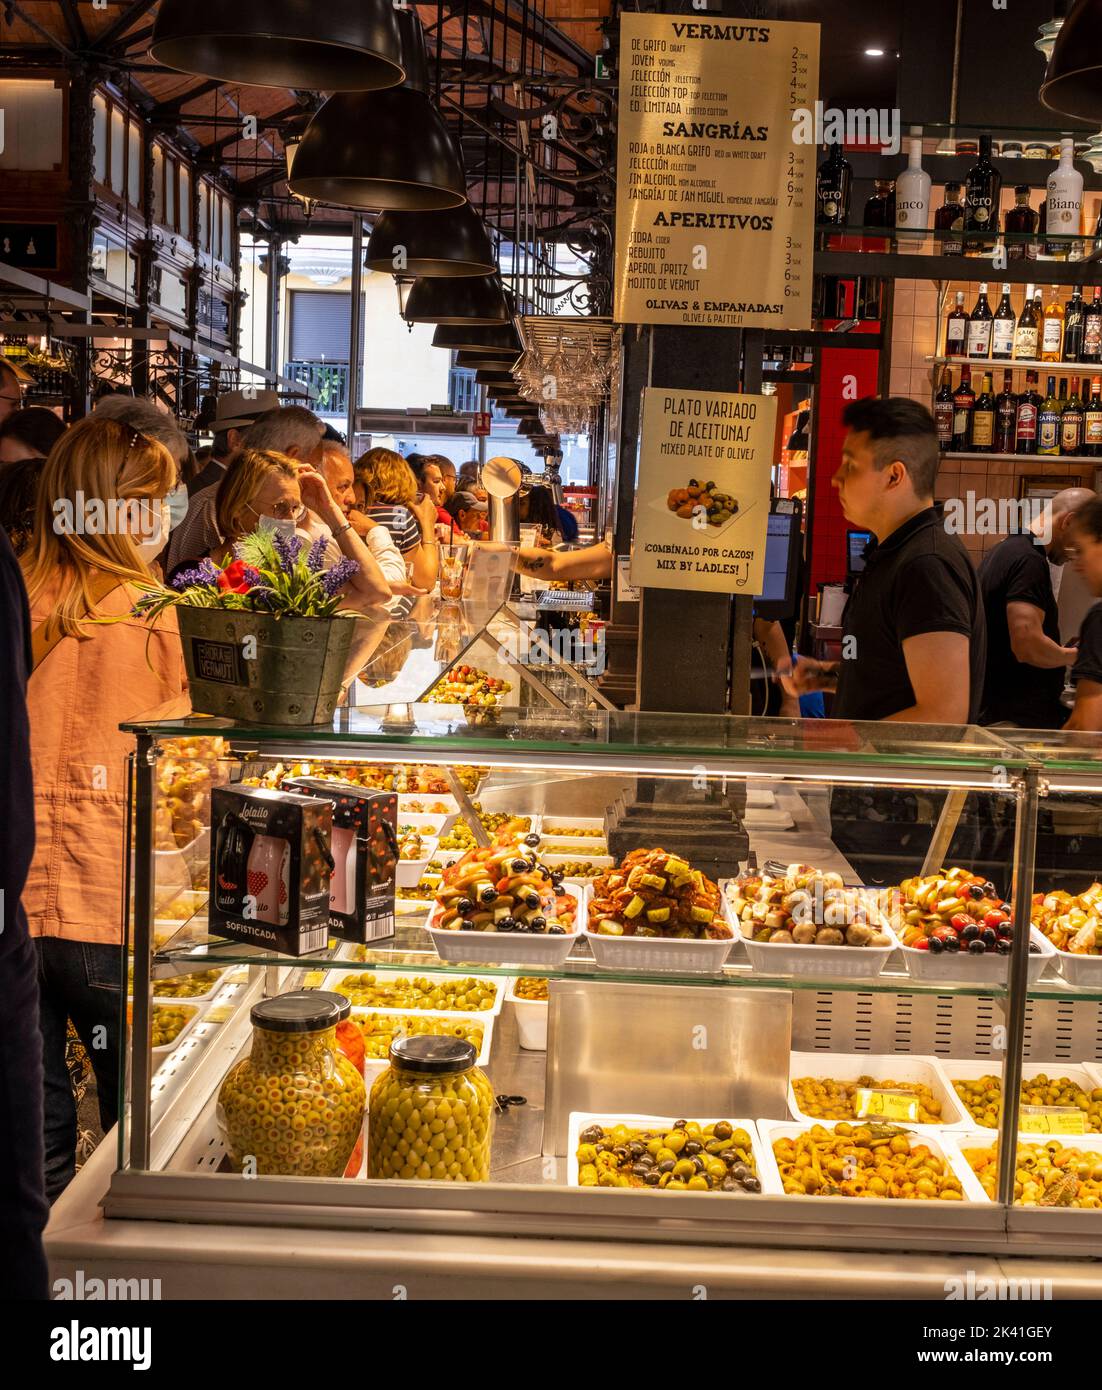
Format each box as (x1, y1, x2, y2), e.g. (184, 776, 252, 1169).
(540, 816, 605, 840)
(897, 926, 1055, 985)
(940, 1058, 1102, 1132)
(566, 1113, 776, 1193)
(395, 812, 449, 836)
(322, 968, 506, 1017)
(582, 927, 734, 975)
(1037, 937, 1102, 989)
(352, 1006, 493, 1077)
(504, 977, 548, 1050)
(756, 1118, 988, 1202)
(396, 834, 440, 888)
(787, 1050, 968, 1130)
(216, 991, 366, 1177)
(368, 1034, 495, 1181)
(947, 1129, 1102, 1204)
(149, 966, 226, 1004)
(539, 852, 614, 879)
(428, 884, 584, 967)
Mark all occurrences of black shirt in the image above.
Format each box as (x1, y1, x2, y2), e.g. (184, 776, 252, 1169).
(833, 506, 986, 723)
(1072, 604, 1102, 688)
(978, 532, 1065, 729)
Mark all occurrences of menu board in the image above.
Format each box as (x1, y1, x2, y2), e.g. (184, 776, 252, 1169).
(614, 13, 819, 329)
(630, 387, 775, 594)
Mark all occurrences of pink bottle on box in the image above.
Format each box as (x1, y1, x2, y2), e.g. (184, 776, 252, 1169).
(247, 834, 290, 926)
(329, 824, 358, 918)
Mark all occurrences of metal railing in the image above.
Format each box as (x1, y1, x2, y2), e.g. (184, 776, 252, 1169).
(284, 359, 350, 414)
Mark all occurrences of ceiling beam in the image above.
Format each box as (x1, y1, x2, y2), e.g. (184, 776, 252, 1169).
(58, 0, 88, 50)
(93, 0, 161, 53)
(152, 79, 222, 117)
(5, 2, 78, 60)
(200, 101, 304, 160)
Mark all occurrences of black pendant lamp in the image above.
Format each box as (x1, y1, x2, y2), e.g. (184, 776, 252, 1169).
(365, 205, 496, 277)
(455, 350, 521, 370)
(288, 11, 466, 211)
(433, 321, 521, 354)
(1040, 0, 1102, 122)
(475, 370, 515, 387)
(150, 0, 404, 90)
(403, 274, 509, 325)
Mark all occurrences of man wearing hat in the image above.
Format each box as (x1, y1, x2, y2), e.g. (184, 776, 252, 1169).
(187, 387, 280, 496)
(445, 489, 489, 538)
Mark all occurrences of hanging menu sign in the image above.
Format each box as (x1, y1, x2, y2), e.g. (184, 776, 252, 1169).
(630, 387, 775, 594)
(614, 13, 819, 329)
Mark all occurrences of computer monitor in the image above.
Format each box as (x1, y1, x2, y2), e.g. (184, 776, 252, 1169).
(847, 530, 874, 576)
(753, 507, 802, 621)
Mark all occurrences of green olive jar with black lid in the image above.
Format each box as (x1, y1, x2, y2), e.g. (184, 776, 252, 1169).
(216, 990, 366, 1177)
(368, 1034, 495, 1181)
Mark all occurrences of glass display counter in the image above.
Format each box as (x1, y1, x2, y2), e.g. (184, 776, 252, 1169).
(104, 708, 1102, 1268)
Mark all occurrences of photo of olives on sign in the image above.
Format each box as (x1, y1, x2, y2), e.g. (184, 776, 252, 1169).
(661, 479, 751, 540)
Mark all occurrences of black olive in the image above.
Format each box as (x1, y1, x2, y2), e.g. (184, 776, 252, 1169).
(497, 917, 517, 932)
(457, 898, 474, 915)
(743, 1176, 761, 1192)
(478, 885, 497, 904)
(524, 832, 541, 848)
(970, 884, 985, 900)
(628, 1141, 644, 1157)
(692, 1156, 706, 1173)
(658, 1159, 676, 1173)
(631, 1163, 649, 1179)
(511, 859, 528, 874)
(683, 1140, 702, 1156)
(513, 920, 531, 934)
(613, 1145, 629, 1160)
(997, 938, 1011, 954)
(1000, 901, 1012, 914)
(580, 1125, 603, 1144)
(731, 1163, 750, 1181)
(673, 1120, 688, 1129)
(961, 923, 979, 941)
(645, 1170, 662, 1185)
(943, 934, 961, 952)
(983, 882, 997, 897)
(712, 1121, 733, 1140)
(968, 938, 987, 954)
(460, 918, 475, 930)
(928, 935, 944, 953)
(981, 927, 998, 946)
(548, 924, 566, 935)
(550, 871, 564, 888)
(1029, 942, 1041, 954)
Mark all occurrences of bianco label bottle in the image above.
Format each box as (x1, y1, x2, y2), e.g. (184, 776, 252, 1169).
(1047, 137, 1084, 261)
(895, 137, 931, 245)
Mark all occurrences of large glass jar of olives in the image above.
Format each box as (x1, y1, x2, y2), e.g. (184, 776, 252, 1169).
(217, 992, 365, 1177)
(368, 1036, 494, 1181)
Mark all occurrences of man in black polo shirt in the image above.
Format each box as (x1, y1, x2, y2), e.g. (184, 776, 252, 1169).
(783, 397, 985, 723)
(1062, 497, 1102, 730)
(977, 488, 1090, 728)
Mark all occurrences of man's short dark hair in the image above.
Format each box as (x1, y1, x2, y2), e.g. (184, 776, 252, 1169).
(841, 396, 940, 499)
(1071, 495, 1102, 543)
(0, 406, 66, 459)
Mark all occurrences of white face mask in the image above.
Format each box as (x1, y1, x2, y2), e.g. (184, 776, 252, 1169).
(165, 481, 189, 529)
(133, 500, 169, 562)
(257, 514, 298, 541)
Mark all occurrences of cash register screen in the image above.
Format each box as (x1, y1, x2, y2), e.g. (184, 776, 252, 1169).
(753, 512, 800, 621)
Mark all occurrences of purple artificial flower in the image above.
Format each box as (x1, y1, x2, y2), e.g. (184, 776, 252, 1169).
(170, 558, 221, 591)
(273, 528, 305, 571)
(306, 535, 328, 573)
(320, 557, 360, 597)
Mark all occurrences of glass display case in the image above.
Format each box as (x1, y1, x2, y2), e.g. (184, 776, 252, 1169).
(104, 706, 1102, 1266)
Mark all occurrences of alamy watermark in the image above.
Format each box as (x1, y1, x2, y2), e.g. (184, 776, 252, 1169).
(52, 492, 165, 542)
(791, 101, 900, 157)
(943, 494, 1053, 544)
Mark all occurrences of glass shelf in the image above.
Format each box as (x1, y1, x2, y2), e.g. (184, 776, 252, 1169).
(930, 357, 1102, 373)
(939, 451, 1099, 464)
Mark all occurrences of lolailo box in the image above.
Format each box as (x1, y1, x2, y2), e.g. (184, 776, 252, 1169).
(282, 777, 398, 944)
(210, 785, 333, 956)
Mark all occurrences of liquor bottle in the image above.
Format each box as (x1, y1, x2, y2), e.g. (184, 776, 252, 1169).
(863, 178, 896, 250)
(1038, 374, 1062, 455)
(1041, 286, 1065, 362)
(1046, 137, 1084, 261)
(963, 133, 1001, 254)
(1061, 376, 1084, 455)
(1034, 198, 1048, 260)
(966, 283, 994, 359)
(815, 141, 852, 227)
(991, 283, 1016, 360)
(1064, 286, 1086, 362)
(995, 369, 1017, 452)
(1014, 283, 1040, 360)
(970, 372, 996, 452)
(935, 367, 954, 448)
(1015, 370, 1042, 454)
(951, 365, 975, 451)
(895, 138, 931, 244)
(945, 289, 968, 357)
(935, 182, 965, 255)
(1004, 185, 1037, 261)
(1084, 375, 1102, 457)
(1083, 287, 1102, 363)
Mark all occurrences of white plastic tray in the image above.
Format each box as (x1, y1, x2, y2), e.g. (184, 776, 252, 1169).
(539, 852, 614, 876)
(939, 1057, 1102, 1133)
(756, 1117, 989, 1203)
(539, 816, 605, 842)
(351, 1005, 494, 1074)
(786, 1050, 968, 1129)
(582, 925, 734, 975)
(1037, 936, 1102, 988)
(947, 1129, 1102, 1204)
(395, 896, 435, 916)
(427, 885, 584, 967)
(504, 977, 548, 1050)
(321, 967, 506, 1018)
(897, 925, 1055, 985)
(566, 1113, 775, 1193)
(149, 966, 227, 1005)
(127, 999, 204, 1057)
(396, 833, 440, 888)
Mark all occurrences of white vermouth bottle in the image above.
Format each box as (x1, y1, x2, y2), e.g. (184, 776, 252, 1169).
(1047, 137, 1084, 262)
(895, 137, 931, 246)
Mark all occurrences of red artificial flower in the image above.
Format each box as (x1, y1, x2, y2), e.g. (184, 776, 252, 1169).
(216, 559, 255, 594)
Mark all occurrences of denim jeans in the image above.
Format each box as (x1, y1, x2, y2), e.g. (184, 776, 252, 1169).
(34, 937, 125, 1203)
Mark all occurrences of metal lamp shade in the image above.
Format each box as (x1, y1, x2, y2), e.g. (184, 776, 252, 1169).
(1041, 0, 1102, 121)
(365, 205, 497, 277)
(475, 370, 515, 386)
(455, 350, 521, 370)
(518, 420, 542, 436)
(432, 321, 521, 353)
(150, 0, 404, 90)
(403, 275, 509, 325)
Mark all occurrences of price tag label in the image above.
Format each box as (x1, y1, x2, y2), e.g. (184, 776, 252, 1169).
(302, 971, 326, 989)
(854, 1088, 920, 1122)
(1019, 1105, 1087, 1135)
(203, 1005, 234, 1025)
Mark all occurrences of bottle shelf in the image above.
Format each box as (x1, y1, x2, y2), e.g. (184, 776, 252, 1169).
(939, 451, 1101, 464)
(930, 356, 1102, 372)
(815, 250, 1102, 286)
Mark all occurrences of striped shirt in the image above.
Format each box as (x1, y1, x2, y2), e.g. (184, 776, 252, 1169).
(363, 503, 420, 555)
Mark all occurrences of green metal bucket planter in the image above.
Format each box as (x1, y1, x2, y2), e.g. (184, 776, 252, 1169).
(177, 607, 356, 726)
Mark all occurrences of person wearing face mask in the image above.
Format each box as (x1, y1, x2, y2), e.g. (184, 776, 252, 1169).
(320, 442, 415, 602)
(206, 447, 392, 613)
(90, 395, 191, 551)
(19, 416, 188, 1201)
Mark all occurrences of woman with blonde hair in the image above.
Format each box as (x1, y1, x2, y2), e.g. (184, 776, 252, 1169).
(353, 446, 440, 591)
(20, 415, 187, 1201)
(202, 446, 391, 612)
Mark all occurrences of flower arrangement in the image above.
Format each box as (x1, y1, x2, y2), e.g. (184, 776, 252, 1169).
(136, 528, 360, 621)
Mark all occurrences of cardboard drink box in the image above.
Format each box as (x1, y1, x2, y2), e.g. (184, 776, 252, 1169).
(209, 786, 333, 956)
(283, 777, 398, 943)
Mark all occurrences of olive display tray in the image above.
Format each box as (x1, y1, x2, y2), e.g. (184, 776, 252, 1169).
(1037, 937, 1102, 989)
(397, 834, 440, 888)
(938, 1058, 1102, 1134)
(755, 1118, 990, 1204)
(566, 1113, 778, 1194)
(149, 966, 228, 1006)
(786, 1050, 969, 1131)
(351, 1006, 494, 1079)
(539, 816, 605, 840)
(948, 1129, 1102, 1205)
(320, 968, 506, 1018)
(539, 853, 615, 877)
(427, 884, 585, 968)
(581, 926, 735, 975)
(895, 925, 1055, 985)
(504, 977, 548, 1051)
(128, 998, 204, 1057)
